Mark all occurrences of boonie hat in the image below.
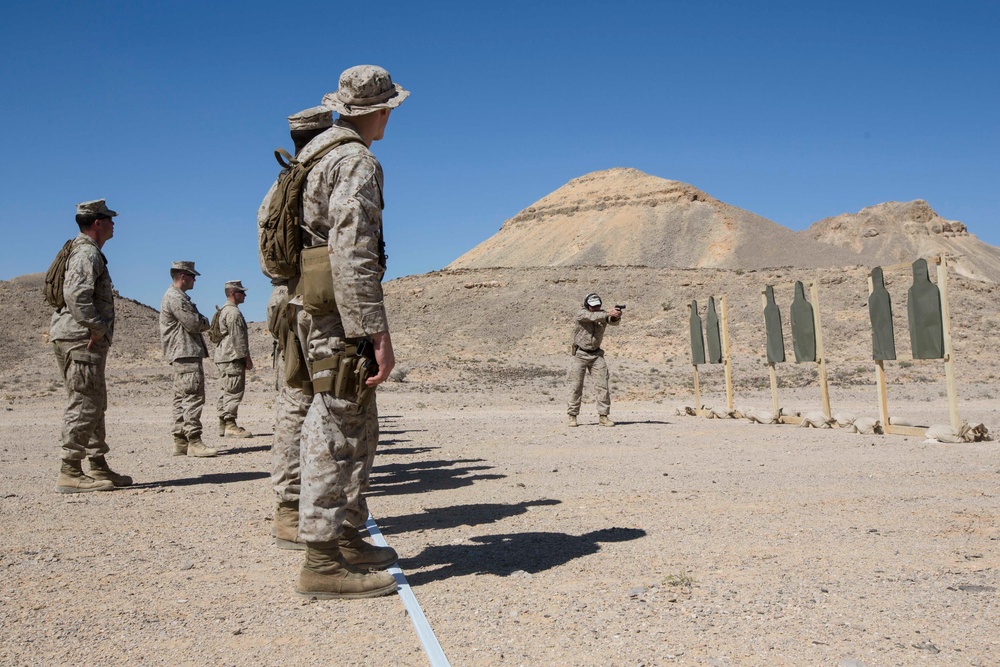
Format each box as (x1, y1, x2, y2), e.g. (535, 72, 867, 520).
(585, 293, 602, 308)
(322, 65, 409, 117)
(171, 261, 200, 276)
(288, 106, 333, 131)
(76, 199, 117, 219)
(225, 280, 248, 293)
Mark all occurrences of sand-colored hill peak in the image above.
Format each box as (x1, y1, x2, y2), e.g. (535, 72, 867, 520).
(448, 168, 861, 270)
(807, 200, 1000, 283)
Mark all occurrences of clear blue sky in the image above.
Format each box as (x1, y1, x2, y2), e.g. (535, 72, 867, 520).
(2, 0, 997, 321)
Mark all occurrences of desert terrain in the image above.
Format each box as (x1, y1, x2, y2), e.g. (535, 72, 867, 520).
(2, 169, 998, 666)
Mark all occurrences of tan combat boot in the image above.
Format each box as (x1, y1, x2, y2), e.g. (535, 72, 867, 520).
(172, 435, 188, 456)
(223, 421, 252, 438)
(55, 460, 114, 494)
(296, 541, 397, 600)
(88, 456, 134, 487)
(186, 437, 218, 457)
(273, 502, 306, 550)
(567, 415, 578, 427)
(598, 415, 615, 427)
(338, 525, 397, 570)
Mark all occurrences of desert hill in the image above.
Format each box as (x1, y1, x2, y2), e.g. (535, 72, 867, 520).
(806, 199, 1000, 284)
(448, 168, 864, 270)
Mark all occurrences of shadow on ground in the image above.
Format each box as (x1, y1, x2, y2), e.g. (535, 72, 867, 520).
(370, 458, 504, 496)
(401, 527, 646, 586)
(378, 498, 561, 534)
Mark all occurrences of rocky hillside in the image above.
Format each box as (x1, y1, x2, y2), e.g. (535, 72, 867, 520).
(806, 200, 1000, 283)
(448, 168, 862, 270)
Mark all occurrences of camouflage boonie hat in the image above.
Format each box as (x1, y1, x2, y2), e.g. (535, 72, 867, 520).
(76, 199, 117, 219)
(288, 106, 333, 131)
(171, 261, 200, 276)
(225, 280, 247, 293)
(322, 65, 409, 117)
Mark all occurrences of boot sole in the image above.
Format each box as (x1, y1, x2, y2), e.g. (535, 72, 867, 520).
(294, 581, 398, 600)
(55, 484, 114, 494)
(275, 537, 307, 551)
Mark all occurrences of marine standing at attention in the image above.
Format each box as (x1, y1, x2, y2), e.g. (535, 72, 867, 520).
(214, 280, 253, 438)
(566, 293, 622, 427)
(159, 261, 217, 458)
(260, 105, 334, 551)
(293, 65, 408, 599)
(50, 199, 133, 492)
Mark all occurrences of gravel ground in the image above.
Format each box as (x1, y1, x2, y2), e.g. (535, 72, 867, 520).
(1, 373, 998, 667)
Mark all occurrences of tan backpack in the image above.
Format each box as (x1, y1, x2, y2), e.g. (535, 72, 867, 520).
(43, 238, 81, 309)
(207, 306, 225, 345)
(259, 137, 361, 280)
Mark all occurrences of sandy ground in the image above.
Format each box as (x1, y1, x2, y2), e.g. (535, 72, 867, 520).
(1, 367, 998, 667)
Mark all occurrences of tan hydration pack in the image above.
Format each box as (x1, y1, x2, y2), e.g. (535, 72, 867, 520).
(43, 238, 88, 309)
(259, 137, 362, 280)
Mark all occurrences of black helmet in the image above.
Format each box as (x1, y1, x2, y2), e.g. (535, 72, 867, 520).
(584, 293, 602, 308)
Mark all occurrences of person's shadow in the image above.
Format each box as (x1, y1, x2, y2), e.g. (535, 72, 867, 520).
(369, 458, 504, 496)
(378, 499, 561, 534)
(401, 526, 646, 586)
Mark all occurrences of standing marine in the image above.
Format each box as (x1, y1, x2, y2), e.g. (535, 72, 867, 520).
(50, 199, 133, 492)
(566, 293, 622, 427)
(260, 105, 334, 551)
(159, 261, 217, 457)
(293, 65, 408, 599)
(214, 280, 254, 438)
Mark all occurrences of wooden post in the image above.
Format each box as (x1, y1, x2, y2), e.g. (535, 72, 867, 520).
(721, 295, 734, 411)
(810, 281, 832, 418)
(692, 364, 702, 410)
(937, 256, 961, 429)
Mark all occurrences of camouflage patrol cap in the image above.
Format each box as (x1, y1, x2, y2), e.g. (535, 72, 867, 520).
(76, 199, 117, 219)
(171, 261, 200, 276)
(224, 280, 247, 293)
(288, 106, 333, 131)
(322, 65, 409, 117)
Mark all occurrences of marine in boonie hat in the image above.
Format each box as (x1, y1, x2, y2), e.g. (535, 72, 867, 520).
(76, 199, 118, 218)
(287, 106, 333, 131)
(322, 65, 409, 117)
(224, 280, 247, 293)
(171, 261, 200, 276)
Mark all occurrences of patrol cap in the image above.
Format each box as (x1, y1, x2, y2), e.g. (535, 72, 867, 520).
(287, 106, 333, 131)
(76, 199, 117, 219)
(585, 293, 602, 308)
(322, 65, 409, 117)
(225, 280, 247, 293)
(171, 261, 200, 276)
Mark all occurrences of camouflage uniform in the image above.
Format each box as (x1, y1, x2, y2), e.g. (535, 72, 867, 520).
(50, 233, 115, 461)
(214, 302, 249, 424)
(297, 118, 388, 543)
(567, 308, 619, 417)
(160, 284, 210, 440)
(266, 283, 310, 503)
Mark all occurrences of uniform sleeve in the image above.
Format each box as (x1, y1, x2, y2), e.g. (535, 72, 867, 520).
(63, 248, 107, 338)
(577, 310, 610, 325)
(173, 295, 210, 334)
(226, 308, 250, 359)
(327, 153, 388, 338)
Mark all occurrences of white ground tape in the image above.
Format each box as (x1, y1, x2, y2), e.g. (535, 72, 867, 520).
(366, 515, 452, 667)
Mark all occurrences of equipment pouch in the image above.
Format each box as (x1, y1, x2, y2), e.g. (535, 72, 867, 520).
(283, 329, 309, 390)
(300, 245, 336, 316)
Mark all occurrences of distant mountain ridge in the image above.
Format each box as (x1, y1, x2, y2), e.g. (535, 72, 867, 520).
(449, 168, 999, 283)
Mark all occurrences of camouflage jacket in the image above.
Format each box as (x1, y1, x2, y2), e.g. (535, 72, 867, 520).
(572, 309, 619, 352)
(159, 285, 209, 361)
(213, 303, 249, 363)
(300, 119, 388, 338)
(49, 233, 115, 343)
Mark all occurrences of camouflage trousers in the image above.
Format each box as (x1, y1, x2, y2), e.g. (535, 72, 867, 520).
(299, 391, 379, 542)
(271, 367, 309, 504)
(54, 338, 110, 461)
(566, 349, 611, 416)
(215, 359, 246, 423)
(297, 308, 380, 543)
(171, 358, 205, 439)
